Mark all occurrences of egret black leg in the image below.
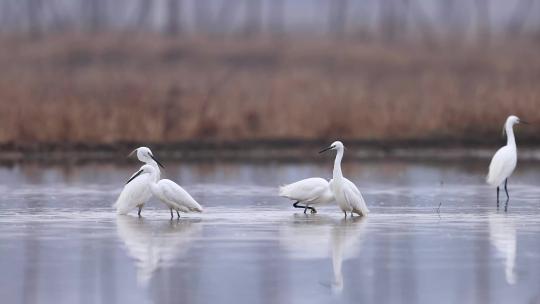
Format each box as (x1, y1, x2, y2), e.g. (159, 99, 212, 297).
(343, 211, 347, 218)
(176, 210, 181, 218)
(350, 211, 354, 217)
(294, 201, 315, 214)
(504, 179, 510, 200)
(170, 209, 173, 219)
(293, 201, 307, 210)
(138, 206, 142, 217)
(496, 187, 500, 208)
(303, 205, 317, 214)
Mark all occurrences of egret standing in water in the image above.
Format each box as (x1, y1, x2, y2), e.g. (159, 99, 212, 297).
(279, 178, 334, 214)
(114, 147, 164, 216)
(127, 165, 203, 219)
(487, 115, 527, 209)
(320, 141, 369, 217)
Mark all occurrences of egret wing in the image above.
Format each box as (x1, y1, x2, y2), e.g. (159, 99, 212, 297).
(114, 173, 151, 214)
(487, 146, 515, 186)
(343, 178, 361, 196)
(159, 179, 203, 212)
(279, 178, 331, 203)
(343, 181, 370, 216)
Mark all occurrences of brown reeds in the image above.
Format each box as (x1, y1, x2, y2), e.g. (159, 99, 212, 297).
(0, 34, 539, 147)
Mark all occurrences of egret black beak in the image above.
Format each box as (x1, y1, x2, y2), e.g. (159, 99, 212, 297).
(319, 146, 334, 154)
(127, 149, 137, 158)
(149, 153, 165, 168)
(126, 169, 144, 184)
(521, 120, 530, 125)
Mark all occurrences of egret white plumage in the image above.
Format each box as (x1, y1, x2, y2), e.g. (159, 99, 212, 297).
(486, 115, 527, 209)
(114, 147, 164, 216)
(127, 165, 203, 219)
(320, 141, 369, 217)
(279, 178, 334, 214)
(129, 147, 165, 176)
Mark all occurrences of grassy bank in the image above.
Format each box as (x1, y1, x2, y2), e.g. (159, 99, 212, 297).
(1, 33, 539, 146)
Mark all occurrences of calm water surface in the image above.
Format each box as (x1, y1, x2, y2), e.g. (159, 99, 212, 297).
(1, 160, 540, 304)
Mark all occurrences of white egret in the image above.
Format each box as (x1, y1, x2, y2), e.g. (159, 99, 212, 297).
(279, 178, 334, 214)
(486, 115, 527, 208)
(127, 165, 203, 219)
(114, 147, 164, 216)
(320, 141, 370, 217)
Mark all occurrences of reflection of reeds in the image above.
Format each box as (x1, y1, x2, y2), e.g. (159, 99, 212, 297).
(1, 34, 539, 145)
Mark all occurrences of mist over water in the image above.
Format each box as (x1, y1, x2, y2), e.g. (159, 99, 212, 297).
(1, 160, 540, 304)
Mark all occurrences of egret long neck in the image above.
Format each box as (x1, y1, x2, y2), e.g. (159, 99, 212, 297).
(148, 161, 161, 180)
(505, 122, 516, 147)
(333, 149, 344, 180)
(149, 180, 159, 194)
(148, 167, 159, 184)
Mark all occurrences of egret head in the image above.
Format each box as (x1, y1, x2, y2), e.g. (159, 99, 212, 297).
(319, 141, 345, 154)
(503, 115, 528, 136)
(126, 164, 155, 184)
(506, 115, 529, 125)
(128, 147, 164, 168)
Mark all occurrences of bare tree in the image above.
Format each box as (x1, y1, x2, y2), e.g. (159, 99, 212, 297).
(379, 0, 399, 43)
(0, 0, 15, 31)
(269, 0, 285, 37)
(328, 0, 348, 39)
(243, 0, 262, 38)
(82, 0, 106, 32)
(216, 0, 236, 34)
(136, 0, 153, 29)
(194, 0, 210, 34)
(506, 0, 534, 38)
(46, 0, 70, 32)
(398, 0, 412, 38)
(165, 0, 182, 36)
(475, 0, 490, 45)
(26, 0, 43, 37)
(438, 0, 457, 29)
(407, 0, 438, 48)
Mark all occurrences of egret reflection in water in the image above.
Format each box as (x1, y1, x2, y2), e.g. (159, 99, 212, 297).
(488, 212, 518, 285)
(279, 215, 367, 293)
(331, 217, 368, 293)
(116, 216, 202, 286)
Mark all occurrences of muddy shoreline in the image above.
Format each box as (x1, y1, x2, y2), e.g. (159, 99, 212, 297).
(1, 140, 540, 164)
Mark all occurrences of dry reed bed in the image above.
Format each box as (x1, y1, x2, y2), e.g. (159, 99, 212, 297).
(0, 34, 539, 147)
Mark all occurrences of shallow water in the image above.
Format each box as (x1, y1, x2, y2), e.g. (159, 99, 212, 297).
(1, 160, 540, 304)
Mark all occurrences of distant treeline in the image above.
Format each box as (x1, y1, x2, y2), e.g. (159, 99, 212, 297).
(3, 0, 540, 44)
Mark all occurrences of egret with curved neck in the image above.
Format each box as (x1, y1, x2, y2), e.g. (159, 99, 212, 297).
(114, 147, 164, 216)
(129, 146, 165, 174)
(487, 115, 527, 210)
(128, 147, 164, 216)
(320, 141, 369, 217)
